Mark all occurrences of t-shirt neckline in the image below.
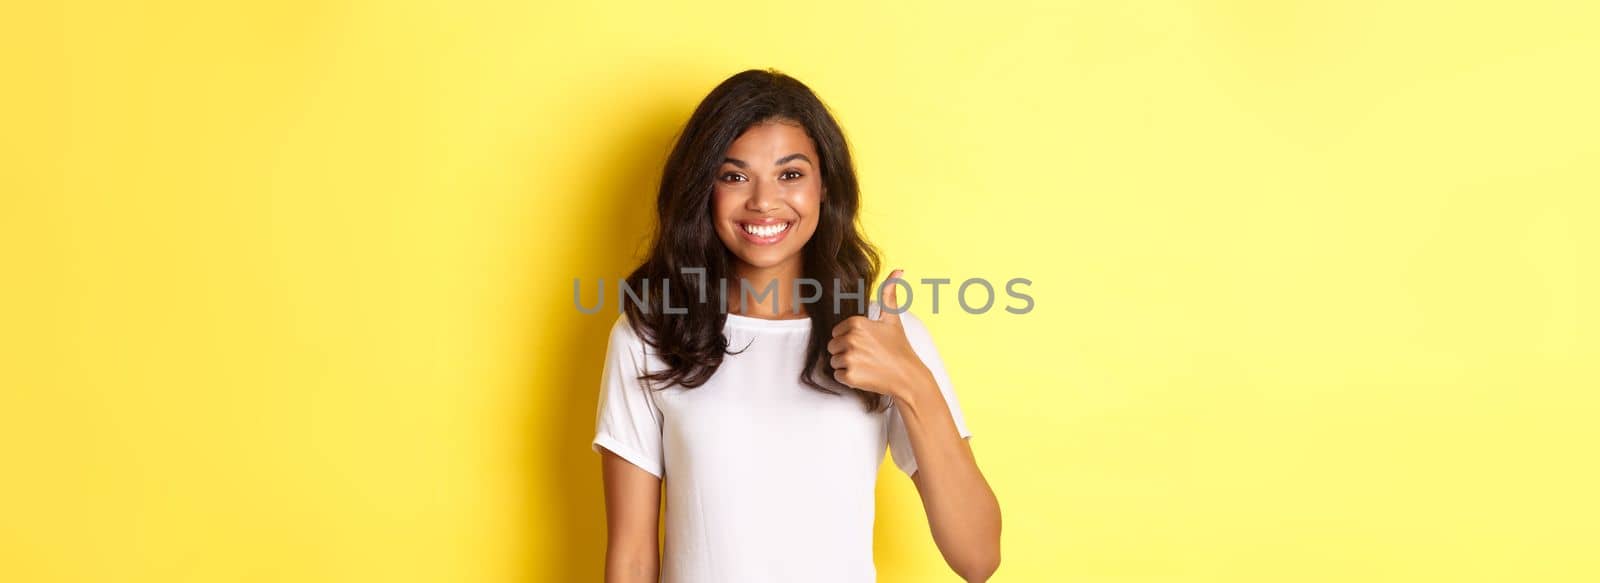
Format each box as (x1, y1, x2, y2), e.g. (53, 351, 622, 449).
(724, 312, 813, 330)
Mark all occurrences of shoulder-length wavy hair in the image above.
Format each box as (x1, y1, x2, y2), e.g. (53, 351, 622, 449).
(623, 68, 883, 412)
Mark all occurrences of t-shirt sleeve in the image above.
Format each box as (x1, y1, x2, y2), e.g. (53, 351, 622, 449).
(590, 315, 665, 479)
(887, 312, 972, 478)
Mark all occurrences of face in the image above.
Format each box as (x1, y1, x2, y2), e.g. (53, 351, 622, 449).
(712, 119, 823, 273)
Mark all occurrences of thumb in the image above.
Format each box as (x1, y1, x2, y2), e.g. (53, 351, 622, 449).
(879, 269, 906, 323)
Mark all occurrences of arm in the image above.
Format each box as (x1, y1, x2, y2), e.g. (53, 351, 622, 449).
(600, 449, 661, 583)
(828, 269, 1002, 581)
(898, 373, 1003, 582)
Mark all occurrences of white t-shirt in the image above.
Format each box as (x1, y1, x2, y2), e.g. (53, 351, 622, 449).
(590, 311, 972, 582)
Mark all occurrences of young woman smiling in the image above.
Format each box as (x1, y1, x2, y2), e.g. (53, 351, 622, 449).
(591, 69, 1001, 582)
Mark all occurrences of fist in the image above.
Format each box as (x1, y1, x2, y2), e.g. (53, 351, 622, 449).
(827, 269, 931, 396)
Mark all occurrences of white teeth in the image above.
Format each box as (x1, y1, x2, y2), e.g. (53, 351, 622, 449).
(742, 222, 791, 238)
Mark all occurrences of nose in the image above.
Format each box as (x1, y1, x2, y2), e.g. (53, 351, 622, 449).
(745, 179, 780, 213)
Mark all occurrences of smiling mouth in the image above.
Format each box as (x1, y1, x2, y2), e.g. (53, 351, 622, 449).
(737, 220, 794, 244)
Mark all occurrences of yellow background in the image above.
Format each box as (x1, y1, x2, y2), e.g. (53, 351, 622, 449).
(3, 1, 1596, 581)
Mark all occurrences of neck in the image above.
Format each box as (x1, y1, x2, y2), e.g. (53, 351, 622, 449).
(727, 257, 806, 319)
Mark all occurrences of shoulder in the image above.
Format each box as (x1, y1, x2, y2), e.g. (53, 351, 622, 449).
(602, 314, 660, 378)
(897, 311, 940, 353)
(899, 310, 933, 338)
(607, 313, 648, 353)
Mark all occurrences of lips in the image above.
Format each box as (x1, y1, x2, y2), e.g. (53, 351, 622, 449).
(736, 220, 794, 245)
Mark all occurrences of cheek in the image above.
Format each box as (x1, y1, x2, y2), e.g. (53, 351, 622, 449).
(792, 186, 823, 218)
(710, 190, 741, 233)
(791, 191, 824, 243)
(711, 188, 737, 218)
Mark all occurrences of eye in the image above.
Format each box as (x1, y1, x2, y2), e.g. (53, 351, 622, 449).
(720, 172, 747, 183)
(780, 170, 804, 181)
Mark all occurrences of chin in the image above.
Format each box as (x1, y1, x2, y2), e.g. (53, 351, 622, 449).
(732, 249, 795, 269)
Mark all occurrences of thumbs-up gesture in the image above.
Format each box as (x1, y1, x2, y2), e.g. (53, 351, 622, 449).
(828, 269, 933, 396)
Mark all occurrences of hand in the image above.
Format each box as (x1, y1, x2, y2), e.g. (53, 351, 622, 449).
(827, 269, 932, 397)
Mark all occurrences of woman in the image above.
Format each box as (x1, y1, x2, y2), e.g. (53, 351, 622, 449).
(590, 69, 1001, 582)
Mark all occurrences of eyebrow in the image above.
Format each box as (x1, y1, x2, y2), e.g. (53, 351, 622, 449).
(775, 153, 813, 166)
(722, 153, 814, 168)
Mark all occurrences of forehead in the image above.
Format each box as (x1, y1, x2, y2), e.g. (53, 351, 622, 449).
(725, 121, 817, 160)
